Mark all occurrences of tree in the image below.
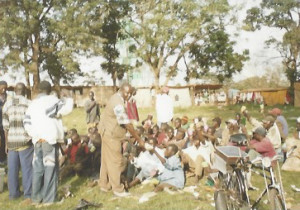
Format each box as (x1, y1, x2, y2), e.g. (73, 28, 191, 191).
(0, 0, 102, 93)
(123, 0, 248, 89)
(100, 1, 132, 88)
(244, 0, 300, 101)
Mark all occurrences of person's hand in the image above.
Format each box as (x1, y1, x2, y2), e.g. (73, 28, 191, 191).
(138, 139, 145, 148)
(5, 145, 8, 155)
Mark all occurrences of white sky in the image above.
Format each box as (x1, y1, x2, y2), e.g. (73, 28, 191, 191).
(0, 0, 287, 86)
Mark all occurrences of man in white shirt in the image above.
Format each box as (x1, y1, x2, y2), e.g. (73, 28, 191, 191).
(156, 86, 173, 127)
(180, 136, 214, 183)
(24, 81, 73, 205)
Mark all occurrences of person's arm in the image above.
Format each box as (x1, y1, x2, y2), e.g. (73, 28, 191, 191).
(2, 103, 9, 153)
(152, 148, 166, 164)
(125, 124, 144, 147)
(243, 111, 261, 127)
(4, 130, 8, 154)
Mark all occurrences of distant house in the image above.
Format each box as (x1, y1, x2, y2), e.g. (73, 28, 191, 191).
(294, 82, 300, 107)
(241, 88, 288, 106)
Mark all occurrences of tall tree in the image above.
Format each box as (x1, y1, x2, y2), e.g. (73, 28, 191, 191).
(123, 0, 248, 89)
(0, 0, 102, 93)
(100, 1, 132, 88)
(244, 0, 300, 101)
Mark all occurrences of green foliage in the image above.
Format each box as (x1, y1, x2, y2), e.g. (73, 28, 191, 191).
(124, 0, 248, 87)
(244, 0, 300, 96)
(99, 0, 132, 86)
(0, 0, 102, 88)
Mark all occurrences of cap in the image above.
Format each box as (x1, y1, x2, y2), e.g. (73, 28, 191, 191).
(269, 108, 281, 116)
(225, 119, 237, 125)
(262, 115, 275, 124)
(212, 117, 222, 125)
(254, 127, 267, 136)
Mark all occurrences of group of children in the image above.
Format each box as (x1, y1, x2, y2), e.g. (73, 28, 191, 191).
(61, 108, 283, 193)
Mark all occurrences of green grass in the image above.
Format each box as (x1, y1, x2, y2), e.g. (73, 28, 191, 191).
(0, 105, 300, 210)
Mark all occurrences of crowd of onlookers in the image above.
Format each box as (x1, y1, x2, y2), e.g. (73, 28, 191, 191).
(0, 80, 299, 207)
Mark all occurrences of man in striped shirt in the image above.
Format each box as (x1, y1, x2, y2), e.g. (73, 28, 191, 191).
(2, 83, 32, 201)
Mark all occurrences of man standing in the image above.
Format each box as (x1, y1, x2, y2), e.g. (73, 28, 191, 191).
(2, 83, 32, 201)
(24, 81, 73, 205)
(85, 91, 100, 126)
(98, 82, 144, 197)
(156, 86, 173, 127)
(0, 81, 8, 164)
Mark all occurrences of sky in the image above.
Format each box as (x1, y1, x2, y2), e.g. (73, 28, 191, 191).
(0, 0, 287, 87)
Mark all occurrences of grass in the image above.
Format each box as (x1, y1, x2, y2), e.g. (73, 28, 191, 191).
(0, 104, 300, 210)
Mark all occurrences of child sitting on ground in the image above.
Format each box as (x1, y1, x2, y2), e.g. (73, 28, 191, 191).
(60, 133, 90, 180)
(151, 144, 185, 192)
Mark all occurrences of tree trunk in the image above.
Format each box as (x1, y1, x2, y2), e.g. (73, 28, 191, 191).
(31, 33, 40, 95)
(153, 68, 160, 91)
(112, 71, 117, 92)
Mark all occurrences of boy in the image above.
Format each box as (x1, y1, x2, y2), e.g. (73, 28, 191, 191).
(167, 128, 186, 150)
(152, 144, 184, 191)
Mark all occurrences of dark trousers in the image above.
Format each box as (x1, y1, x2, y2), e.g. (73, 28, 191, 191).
(0, 127, 6, 162)
(7, 146, 34, 199)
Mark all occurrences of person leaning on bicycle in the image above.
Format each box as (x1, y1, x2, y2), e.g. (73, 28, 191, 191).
(247, 127, 276, 162)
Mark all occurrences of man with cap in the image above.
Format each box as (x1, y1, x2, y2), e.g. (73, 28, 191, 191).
(0, 80, 8, 164)
(156, 86, 173, 127)
(248, 127, 276, 160)
(269, 108, 289, 140)
(98, 82, 144, 197)
(243, 110, 281, 154)
(24, 81, 73, 205)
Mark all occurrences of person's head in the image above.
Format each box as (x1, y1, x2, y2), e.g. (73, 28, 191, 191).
(152, 125, 159, 135)
(194, 116, 202, 124)
(182, 116, 188, 125)
(225, 119, 238, 130)
(119, 82, 132, 101)
(253, 127, 267, 141)
(81, 135, 89, 145)
(68, 128, 78, 138)
(174, 118, 182, 129)
(147, 114, 153, 120)
(136, 126, 145, 137)
(0, 81, 7, 95)
(71, 133, 81, 144)
(15, 82, 26, 96)
(212, 117, 222, 128)
(192, 135, 201, 148)
(167, 127, 174, 139)
(148, 137, 158, 147)
(160, 123, 169, 133)
(175, 128, 186, 140)
(269, 108, 281, 117)
(88, 126, 97, 135)
(206, 127, 216, 136)
(38, 81, 52, 95)
(161, 86, 169, 95)
(235, 113, 241, 122)
(164, 144, 178, 158)
(297, 117, 300, 131)
(89, 91, 95, 100)
(262, 115, 275, 130)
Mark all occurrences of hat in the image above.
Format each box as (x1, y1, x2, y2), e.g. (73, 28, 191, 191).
(225, 119, 237, 125)
(213, 117, 222, 125)
(269, 108, 281, 116)
(254, 127, 267, 136)
(162, 86, 169, 93)
(182, 116, 188, 122)
(262, 115, 275, 124)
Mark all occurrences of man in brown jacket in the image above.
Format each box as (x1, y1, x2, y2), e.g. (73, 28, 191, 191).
(98, 83, 144, 197)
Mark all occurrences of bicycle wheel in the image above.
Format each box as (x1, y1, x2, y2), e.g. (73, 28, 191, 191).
(214, 190, 227, 210)
(227, 170, 249, 209)
(269, 188, 285, 210)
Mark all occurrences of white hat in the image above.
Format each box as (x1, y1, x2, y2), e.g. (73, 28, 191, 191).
(225, 119, 238, 125)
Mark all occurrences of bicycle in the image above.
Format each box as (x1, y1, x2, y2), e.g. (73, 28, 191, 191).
(213, 146, 287, 210)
